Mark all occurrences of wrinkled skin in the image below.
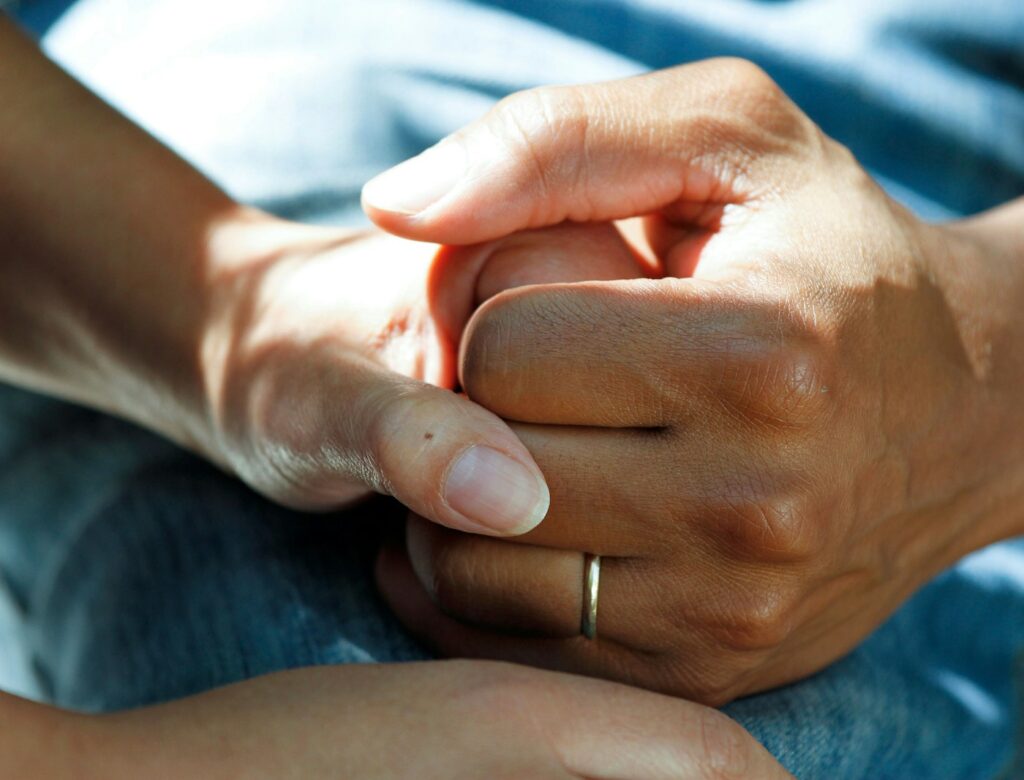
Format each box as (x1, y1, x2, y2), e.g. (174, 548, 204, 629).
(369, 59, 1024, 705)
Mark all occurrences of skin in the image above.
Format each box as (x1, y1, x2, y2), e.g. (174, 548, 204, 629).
(0, 19, 789, 777)
(0, 15, 565, 540)
(0, 661, 790, 779)
(366, 60, 1024, 705)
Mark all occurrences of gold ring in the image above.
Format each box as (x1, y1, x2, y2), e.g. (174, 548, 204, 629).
(581, 553, 600, 640)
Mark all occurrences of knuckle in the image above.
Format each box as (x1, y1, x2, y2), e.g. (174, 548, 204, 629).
(364, 385, 430, 486)
(493, 85, 586, 149)
(460, 291, 527, 403)
(712, 57, 780, 102)
(706, 57, 815, 156)
(712, 586, 799, 652)
(723, 301, 836, 430)
(236, 368, 374, 507)
(487, 86, 591, 223)
(461, 286, 582, 406)
(491, 89, 549, 157)
(670, 660, 742, 708)
(714, 493, 823, 563)
(747, 347, 833, 427)
(364, 384, 412, 447)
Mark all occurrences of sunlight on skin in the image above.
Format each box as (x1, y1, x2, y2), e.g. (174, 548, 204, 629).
(366, 61, 1024, 706)
(0, 18, 797, 778)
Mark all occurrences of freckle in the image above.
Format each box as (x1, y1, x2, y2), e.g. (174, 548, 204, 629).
(424, 432, 434, 440)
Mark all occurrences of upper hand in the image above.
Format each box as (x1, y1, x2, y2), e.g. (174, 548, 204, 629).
(367, 59, 1024, 703)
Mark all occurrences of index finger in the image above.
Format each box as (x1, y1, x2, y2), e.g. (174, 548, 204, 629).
(459, 276, 783, 428)
(362, 59, 814, 245)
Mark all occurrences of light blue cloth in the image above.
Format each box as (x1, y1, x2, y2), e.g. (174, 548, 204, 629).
(2, 1, 1023, 777)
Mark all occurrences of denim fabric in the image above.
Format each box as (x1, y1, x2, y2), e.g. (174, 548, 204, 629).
(2, 1, 1023, 777)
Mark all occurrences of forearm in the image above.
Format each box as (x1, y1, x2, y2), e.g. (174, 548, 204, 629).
(0, 691, 104, 778)
(0, 18, 255, 457)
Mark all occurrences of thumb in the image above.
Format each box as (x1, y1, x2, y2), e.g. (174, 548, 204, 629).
(368, 224, 648, 536)
(249, 350, 549, 537)
(365, 223, 640, 535)
(362, 58, 813, 246)
(358, 369, 551, 537)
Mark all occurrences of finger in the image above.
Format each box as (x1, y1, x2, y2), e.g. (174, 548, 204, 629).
(643, 211, 713, 278)
(406, 516, 583, 637)
(474, 221, 652, 303)
(548, 677, 796, 780)
(255, 351, 549, 536)
(377, 560, 796, 780)
(405, 514, 654, 643)
(487, 423, 692, 554)
(459, 276, 785, 427)
(377, 541, 641, 677)
(362, 58, 814, 245)
(428, 221, 650, 350)
(505, 419, 826, 569)
(353, 367, 552, 537)
(377, 543, 782, 715)
(401, 501, 814, 658)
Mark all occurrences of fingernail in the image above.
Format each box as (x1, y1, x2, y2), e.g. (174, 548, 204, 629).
(362, 140, 466, 215)
(443, 446, 550, 535)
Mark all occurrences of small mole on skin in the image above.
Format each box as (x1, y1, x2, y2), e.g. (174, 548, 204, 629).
(424, 432, 434, 440)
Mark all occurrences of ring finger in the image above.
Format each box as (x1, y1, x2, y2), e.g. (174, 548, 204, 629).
(401, 514, 665, 649)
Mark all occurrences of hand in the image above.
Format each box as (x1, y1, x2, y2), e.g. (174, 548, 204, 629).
(52, 661, 789, 779)
(197, 214, 646, 536)
(367, 60, 1024, 703)
(0, 20, 654, 540)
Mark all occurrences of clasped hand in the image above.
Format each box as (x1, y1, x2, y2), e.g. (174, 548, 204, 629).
(362, 59, 1024, 704)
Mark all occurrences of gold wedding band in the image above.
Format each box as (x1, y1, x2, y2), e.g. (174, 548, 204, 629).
(581, 553, 600, 640)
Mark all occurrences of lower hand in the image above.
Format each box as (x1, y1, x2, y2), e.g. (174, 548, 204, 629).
(64, 661, 789, 779)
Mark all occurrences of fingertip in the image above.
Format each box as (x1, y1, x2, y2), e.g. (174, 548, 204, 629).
(360, 139, 471, 241)
(360, 194, 418, 236)
(441, 445, 550, 537)
(367, 382, 549, 538)
(360, 195, 473, 245)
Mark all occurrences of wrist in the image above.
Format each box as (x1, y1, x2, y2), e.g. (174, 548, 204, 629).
(0, 23, 279, 470)
(922, 206, 1024, 554)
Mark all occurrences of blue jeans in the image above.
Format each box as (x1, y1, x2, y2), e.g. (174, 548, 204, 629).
(3, 0, 1023, 776)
